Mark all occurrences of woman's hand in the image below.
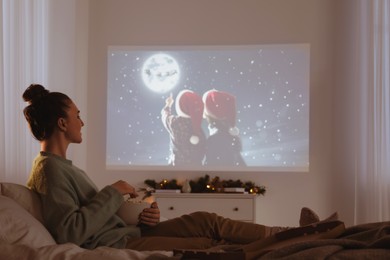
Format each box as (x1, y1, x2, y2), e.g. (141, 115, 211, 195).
(111, 180, 138, 198)
(139, 202, 160, 226)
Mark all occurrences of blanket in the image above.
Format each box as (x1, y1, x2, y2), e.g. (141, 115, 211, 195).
(259, 221, 390, 259)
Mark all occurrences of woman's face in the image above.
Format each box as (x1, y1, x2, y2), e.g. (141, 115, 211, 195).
(63, 101, 84, 143)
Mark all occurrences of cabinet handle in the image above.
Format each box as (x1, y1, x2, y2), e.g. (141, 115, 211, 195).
(233, 207, 239, 211)
(169, 206, 174, 210)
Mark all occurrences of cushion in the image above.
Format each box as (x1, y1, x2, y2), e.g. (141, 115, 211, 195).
(0, 195, 56, 247)
(0, 182, 44, 223)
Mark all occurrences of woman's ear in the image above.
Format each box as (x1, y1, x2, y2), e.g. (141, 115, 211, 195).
(58, 118, 67, 131)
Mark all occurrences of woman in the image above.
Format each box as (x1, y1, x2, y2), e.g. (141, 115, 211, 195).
(23, 84, 333, 258)
(24, 84, 148, 249)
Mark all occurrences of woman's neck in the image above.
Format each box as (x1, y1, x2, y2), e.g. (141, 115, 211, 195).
(40, 137, 68, 158)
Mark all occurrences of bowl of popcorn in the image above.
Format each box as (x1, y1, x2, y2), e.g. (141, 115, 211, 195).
(117, 199, 151, 225)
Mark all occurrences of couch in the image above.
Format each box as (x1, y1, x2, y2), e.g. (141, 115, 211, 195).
(1, 182, 390, 260)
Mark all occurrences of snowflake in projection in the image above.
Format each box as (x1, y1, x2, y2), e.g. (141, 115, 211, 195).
(106, 45, 309, 170)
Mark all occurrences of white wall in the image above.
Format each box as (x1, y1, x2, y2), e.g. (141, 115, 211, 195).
(48, 0, 89, 170)
(84, 0, 339, 226)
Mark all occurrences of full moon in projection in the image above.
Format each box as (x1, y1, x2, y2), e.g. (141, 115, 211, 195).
(141, 53, 180, 93)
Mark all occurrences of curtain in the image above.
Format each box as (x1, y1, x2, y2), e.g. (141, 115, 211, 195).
(0, 0, 48, 184)
(355, 0, 390, 223)
(1, 0, 87, 184)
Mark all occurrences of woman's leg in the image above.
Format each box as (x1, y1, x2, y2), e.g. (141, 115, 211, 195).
(134, 208, 332, 254)
(141, 211, 270, 244)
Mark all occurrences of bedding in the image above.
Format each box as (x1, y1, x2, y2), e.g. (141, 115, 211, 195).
(259, 221, 390, 259)
(1, 182, 390, 260)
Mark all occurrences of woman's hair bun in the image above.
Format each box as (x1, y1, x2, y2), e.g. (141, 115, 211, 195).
(23, 84, 49, 103)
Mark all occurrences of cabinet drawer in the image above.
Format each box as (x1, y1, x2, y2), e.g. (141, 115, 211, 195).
(156, 197, 254, 222)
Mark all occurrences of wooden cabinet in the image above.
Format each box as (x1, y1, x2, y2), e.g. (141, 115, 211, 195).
(153, 193, 257, 223)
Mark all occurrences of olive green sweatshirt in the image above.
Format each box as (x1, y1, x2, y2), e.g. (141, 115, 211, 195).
(27, 151, 140, 249)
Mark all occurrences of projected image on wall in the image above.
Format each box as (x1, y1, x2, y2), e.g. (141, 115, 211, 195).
(107, 44, 310, 172)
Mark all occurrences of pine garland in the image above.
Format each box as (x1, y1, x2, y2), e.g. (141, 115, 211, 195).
(144, 175, 266, 196)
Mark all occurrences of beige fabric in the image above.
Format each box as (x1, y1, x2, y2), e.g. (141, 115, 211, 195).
(0, 182, 44, 223)
(0, 195, 56, 247)
(0, 243, 175, 260)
